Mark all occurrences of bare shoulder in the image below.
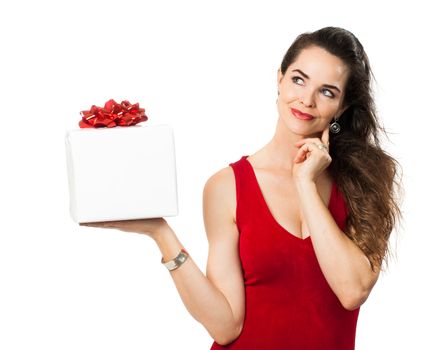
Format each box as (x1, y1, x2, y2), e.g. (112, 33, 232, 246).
(204, 165, 235, 187)
(203, 165, 237, 223)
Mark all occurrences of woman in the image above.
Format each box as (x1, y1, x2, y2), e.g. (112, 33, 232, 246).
(81, 26, 402, 349)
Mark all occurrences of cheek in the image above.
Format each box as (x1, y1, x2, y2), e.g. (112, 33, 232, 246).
(317, 99, 340, 117)
(322, 117, 334, 125)
(280, 92, 297, 104)
(323, 114, 338, 126)
(279, 85, 299, 102)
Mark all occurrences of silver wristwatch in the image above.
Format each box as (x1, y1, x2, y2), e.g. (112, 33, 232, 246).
(161, 249, 189, 271)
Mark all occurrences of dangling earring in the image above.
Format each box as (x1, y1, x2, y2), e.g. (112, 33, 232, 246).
(330, 117, 341, 134)
(276, 90, 279, 104)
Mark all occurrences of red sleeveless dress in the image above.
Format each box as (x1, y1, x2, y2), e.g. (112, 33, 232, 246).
(210, 155, 360, 350)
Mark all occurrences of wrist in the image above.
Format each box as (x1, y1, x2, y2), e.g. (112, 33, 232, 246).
(295, 179, 317, 198)
(152, 225, 185, 265)
(151, 224, 174, 244)
(295, 178, 316, 190)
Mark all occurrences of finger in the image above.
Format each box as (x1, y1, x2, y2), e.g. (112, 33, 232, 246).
(294, 139, 306, 148)
(80, 222, 112, 228)
(322, 125, 330, 146)
(294, 138, 314, 148)
(295, 136, 326, 147)
(294, 152, 305, 163)
(294, 143, 312, 162)
(80, 222, 99, 226)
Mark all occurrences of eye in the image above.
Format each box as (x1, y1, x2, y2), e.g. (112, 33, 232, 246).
(322, 89, 334, 98)
(291, 76, 304, 85)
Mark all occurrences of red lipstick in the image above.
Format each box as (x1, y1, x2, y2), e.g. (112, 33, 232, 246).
(291, 108, 315, 121)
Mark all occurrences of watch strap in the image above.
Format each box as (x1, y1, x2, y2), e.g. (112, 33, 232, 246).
(161, 248, 189, 271)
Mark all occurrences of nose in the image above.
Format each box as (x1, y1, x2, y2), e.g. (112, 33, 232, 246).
(299, 89, 315, 108)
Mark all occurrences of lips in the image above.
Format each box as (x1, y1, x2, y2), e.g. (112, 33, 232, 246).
(291, 108, 315, 120)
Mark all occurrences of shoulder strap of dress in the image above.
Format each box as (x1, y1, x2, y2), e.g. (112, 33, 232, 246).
(228, 155, 254, 231)
(228, 155, 249, 206)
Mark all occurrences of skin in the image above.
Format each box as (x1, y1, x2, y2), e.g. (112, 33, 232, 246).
(80, 45, 381, 345)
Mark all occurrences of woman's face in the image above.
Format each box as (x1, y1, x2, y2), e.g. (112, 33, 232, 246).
(277, 45, 349, 137)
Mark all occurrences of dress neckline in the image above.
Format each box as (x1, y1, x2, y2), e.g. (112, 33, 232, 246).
(242, 155, 335, 242)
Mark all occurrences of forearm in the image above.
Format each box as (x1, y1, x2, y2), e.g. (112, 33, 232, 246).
(295, 180, 374, 309)
(152, 226, 241, 344)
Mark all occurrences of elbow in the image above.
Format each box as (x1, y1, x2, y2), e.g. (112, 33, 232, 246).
(213, 322, 243, 346)
(340, 287, 369, 311)
(339, 255, 380, 311)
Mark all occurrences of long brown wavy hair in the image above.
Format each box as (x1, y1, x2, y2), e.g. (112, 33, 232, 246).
(280, 27, 403, 272)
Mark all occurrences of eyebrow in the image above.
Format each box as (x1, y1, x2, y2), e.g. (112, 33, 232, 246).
(291, 69, 341, 93)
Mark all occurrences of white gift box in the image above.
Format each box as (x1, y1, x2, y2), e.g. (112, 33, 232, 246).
(65, 124, 178, 223)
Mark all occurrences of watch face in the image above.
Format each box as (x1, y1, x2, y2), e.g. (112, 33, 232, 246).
(177, 253, 187, 263)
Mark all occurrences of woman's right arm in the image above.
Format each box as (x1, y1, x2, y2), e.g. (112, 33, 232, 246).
(152, 166, 245, 345)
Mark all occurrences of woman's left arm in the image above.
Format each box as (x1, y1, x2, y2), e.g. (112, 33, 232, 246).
(295, 180, 380, 311)
(293, 126, 380, 311)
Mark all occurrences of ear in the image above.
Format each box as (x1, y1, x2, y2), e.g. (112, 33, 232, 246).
(277, 68, 283, 88)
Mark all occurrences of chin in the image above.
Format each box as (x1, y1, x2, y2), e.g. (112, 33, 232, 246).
(280, 116, 310, 132)
(287, 124, 313, 137)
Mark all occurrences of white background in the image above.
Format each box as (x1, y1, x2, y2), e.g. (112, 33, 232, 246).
(1, 0, 447, 349)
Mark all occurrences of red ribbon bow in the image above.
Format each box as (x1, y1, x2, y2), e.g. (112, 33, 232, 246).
(79, 99, 148, 128)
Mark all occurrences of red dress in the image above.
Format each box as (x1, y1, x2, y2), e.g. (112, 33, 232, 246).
(210, 155, 360, 350)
